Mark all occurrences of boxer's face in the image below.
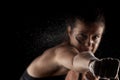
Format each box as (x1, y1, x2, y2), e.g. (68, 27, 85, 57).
(68, 19, 104, 53)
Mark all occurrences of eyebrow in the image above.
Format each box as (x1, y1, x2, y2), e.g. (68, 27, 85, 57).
(78, 31, 87, 34)
(77, 31, 102, 36)
(93, 33, 102, 36)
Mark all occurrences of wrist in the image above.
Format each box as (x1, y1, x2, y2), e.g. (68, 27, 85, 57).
(88, 59, 99, 77)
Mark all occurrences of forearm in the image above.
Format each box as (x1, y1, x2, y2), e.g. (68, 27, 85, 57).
(72, 51, 99, 73)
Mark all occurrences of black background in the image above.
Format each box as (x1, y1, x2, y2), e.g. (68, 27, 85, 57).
(15, 8, 120, 79)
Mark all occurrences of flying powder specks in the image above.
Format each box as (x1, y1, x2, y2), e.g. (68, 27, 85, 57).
(33, 17, 66, 54)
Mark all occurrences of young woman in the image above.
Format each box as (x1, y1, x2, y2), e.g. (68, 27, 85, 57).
(20, 9, 119, 80)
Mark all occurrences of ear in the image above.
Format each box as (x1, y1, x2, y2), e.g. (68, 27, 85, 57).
(67, 26, 72, 36)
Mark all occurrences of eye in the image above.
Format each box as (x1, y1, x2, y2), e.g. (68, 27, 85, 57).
(76, 33, 87, 43)
(78, 33, 87, 39)
(93, 35, 101, 41)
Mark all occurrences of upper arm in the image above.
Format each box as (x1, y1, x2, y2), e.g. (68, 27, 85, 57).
(55, 47, 76, 70)
(55, 48, 98, 73)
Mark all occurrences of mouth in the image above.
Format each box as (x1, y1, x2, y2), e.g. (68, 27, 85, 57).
(81, 47, 93, 52)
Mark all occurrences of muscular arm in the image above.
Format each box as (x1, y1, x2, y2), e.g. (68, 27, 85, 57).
(55, 47, 98, 73)
(73, 51, 99, 72)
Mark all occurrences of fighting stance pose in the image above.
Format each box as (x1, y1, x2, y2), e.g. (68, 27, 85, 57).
(20, 9, 120, 80)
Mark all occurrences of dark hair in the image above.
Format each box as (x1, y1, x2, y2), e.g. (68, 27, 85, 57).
(65, 8, 105, 29)
(64, 8, 105, 41)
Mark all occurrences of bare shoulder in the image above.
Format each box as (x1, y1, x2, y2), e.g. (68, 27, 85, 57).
(53, 43, 78, 66)
(32, 47, 56, 63)
(55, 44, 78, 57)
(38, 43, 77, 60)
(28, 43, 78, 65)
(33, 43, 78, 64)
(27, 47, 59, 77)
(52, 43, 79, 69)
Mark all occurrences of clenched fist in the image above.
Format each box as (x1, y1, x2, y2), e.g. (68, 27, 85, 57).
(89, 58, 120, 79)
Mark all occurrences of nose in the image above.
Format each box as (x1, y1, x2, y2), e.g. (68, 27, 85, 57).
(85, 38, 94, 47)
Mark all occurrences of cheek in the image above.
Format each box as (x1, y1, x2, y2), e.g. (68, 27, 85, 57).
(94, 44, 99, 49)
(70, 34, 78, 43)
(72, 34, 78, 41)
(92, 41, 101, 52)
(94, 39, 101, 46)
